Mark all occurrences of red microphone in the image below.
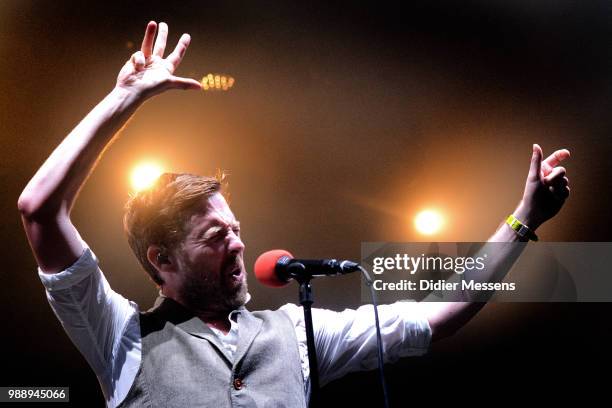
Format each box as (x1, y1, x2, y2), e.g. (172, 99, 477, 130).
(254, 249, 294, 287)
(254, 249, 361, 288)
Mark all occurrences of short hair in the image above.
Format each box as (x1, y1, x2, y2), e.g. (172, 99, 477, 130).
(123, 172, 225, 286)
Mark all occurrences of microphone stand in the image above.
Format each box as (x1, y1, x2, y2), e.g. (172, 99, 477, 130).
(290, 264, 321, 408)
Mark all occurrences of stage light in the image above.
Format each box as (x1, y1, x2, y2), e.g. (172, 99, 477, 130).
(414, 209, 444, 235)
(130, 162, 164, 192)
(201, 73, 235, 91)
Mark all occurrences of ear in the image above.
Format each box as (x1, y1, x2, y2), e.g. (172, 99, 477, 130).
(146, 245, 177, 276)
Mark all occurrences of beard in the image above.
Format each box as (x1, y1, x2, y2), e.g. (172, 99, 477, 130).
(178, 255, 249, 314)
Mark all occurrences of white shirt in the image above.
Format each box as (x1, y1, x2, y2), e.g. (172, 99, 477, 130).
(39, 246, 431, 407)
(206, 308, 242, 359)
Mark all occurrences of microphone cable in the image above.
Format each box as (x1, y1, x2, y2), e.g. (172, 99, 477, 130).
(359, 265, 390, 408)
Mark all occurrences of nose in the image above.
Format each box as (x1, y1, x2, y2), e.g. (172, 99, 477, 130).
(227, 230, 245, 254)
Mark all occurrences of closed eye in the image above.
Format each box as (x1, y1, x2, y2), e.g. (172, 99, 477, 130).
(208, 232, 226, 242)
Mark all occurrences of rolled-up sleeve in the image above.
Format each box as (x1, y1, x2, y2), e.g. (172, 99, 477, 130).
(38, 246, 140, 405)
(281, 301, 431, 387)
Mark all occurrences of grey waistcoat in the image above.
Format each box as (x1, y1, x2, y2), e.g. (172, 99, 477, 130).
(119, 297, 307, 408)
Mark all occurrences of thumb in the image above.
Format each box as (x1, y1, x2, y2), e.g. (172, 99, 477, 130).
(528, 144, 543, 182)
(168, 76, 203, 91)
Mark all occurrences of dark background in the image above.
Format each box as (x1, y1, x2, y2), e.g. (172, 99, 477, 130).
(2, 1, 611, 406)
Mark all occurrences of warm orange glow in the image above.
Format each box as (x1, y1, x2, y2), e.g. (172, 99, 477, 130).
(414, 209, 444, 235)
(130, 162, 164, 192)
(201, 73, 235, 91)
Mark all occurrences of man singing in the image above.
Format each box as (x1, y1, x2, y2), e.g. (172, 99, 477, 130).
(18, 22, 571, 407)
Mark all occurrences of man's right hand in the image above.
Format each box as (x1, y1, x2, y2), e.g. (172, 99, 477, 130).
(116, 21, 202, 98)
(19, 21, 202, 273)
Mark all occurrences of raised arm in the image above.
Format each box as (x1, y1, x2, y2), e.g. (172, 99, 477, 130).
(17, 22, 201, 273)
(420, 144, 571, 341)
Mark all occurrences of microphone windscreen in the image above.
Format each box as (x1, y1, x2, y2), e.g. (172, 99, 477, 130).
(254, 249, 294, 287)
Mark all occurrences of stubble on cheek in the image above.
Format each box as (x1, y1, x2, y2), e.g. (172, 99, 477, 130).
(179, 259, 248, 313)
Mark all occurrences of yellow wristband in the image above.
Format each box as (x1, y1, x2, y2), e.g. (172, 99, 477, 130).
(506, 214, 538, 242)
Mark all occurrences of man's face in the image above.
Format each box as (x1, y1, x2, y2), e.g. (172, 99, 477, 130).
(174, 192, 248, 314)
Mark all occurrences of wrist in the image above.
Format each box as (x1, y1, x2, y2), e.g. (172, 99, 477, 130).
(110, 86, 148, 107)
(513, 201, 541, 231)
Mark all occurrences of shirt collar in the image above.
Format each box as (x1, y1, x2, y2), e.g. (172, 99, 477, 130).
(158, 290, 251, 315)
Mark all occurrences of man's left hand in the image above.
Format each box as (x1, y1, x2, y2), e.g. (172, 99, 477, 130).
(514, 144, 571, 230)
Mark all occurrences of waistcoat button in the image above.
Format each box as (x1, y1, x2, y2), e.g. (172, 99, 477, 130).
(233, 378, 244, 390)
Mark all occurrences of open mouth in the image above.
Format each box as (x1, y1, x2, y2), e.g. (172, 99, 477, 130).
(228, 264, 242, 277)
